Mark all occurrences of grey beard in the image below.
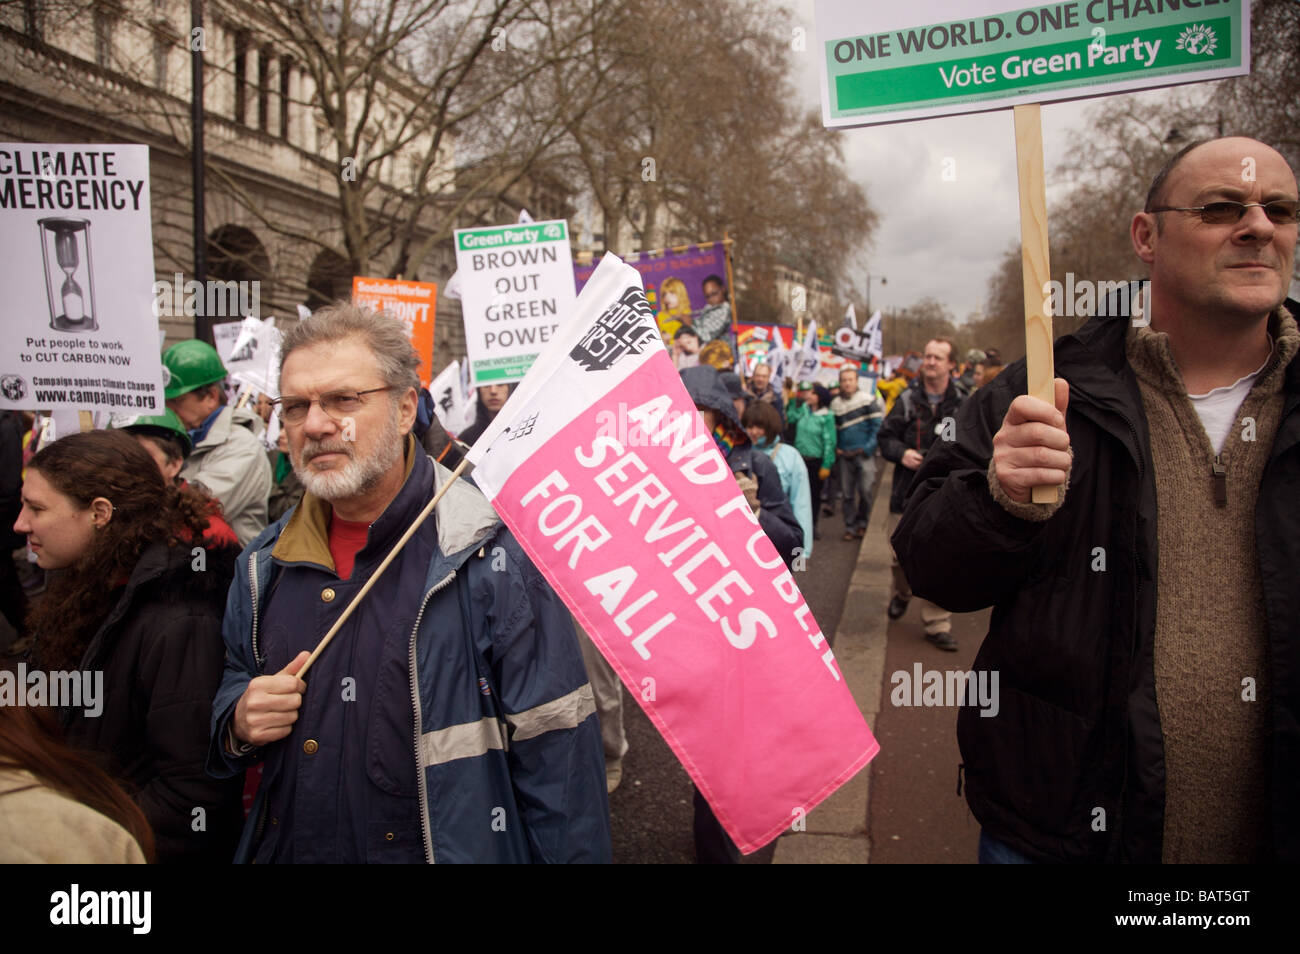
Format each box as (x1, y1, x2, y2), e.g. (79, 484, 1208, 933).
(294, 406, 404, 503)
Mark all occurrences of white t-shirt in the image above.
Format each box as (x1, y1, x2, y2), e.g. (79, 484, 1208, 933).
(1187, 344, 1271, 455)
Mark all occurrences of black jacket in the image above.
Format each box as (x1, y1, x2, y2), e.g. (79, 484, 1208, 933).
(680, 366, 803, 566)
(877, 377, 966, 514)
(0, 411, 25, 551)
(892, 307, 1300, 863)
(61, 538, 245, 863)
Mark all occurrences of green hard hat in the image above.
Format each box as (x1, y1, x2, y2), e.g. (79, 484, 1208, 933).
(109, 408, 193, 458)
(162, 339, 227, 399)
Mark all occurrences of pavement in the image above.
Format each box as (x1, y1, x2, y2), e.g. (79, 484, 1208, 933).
(770, 469, 989, 864)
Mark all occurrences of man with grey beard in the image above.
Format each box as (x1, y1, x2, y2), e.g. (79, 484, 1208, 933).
(207, 304, 609, 863)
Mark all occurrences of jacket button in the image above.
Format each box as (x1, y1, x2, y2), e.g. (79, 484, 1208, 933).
(385, 832, 395, 841)
(303, 739, 319, 755)
(321, 588, 335, 602)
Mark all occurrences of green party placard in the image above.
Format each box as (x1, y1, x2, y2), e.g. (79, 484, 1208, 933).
(815, 0, 1249, 127)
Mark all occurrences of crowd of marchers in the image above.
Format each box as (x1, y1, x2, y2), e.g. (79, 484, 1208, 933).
(0, 137, 1297, 865)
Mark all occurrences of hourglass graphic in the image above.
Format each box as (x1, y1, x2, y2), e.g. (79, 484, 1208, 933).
(38, 217, 99, 333)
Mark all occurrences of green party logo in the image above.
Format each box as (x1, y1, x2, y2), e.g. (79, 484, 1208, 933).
(1175, 23, 1217, 57)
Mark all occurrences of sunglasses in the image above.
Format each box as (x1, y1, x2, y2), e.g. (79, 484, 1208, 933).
(1147, 199, 1300, 225)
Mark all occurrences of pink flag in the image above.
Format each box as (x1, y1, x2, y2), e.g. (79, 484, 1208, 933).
(466, 254, 879, 852)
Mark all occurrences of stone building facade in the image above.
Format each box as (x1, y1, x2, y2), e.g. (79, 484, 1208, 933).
(1, 0, 574, 376)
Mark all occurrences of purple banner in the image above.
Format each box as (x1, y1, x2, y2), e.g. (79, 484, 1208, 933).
(575, 244, 731, 343)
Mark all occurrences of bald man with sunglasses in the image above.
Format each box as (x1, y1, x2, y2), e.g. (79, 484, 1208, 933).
(892, 137, 1300, 864)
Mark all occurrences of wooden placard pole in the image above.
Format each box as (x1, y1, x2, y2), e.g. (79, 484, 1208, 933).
(723, 228, 740, 335)
(78, 410, 94, 432)
(297, 456, 470, 680)
(1012, 104, 1059, 505)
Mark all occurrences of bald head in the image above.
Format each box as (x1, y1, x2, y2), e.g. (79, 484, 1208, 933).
(1131, 136, 1298, 326)
(1145, 137, 1297, 229)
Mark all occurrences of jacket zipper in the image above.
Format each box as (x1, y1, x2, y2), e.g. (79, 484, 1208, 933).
(409, 569, 458, 865)
(249, 553, 264, 671)
(245, 553, 269, 855)
(1211, 453, 1227, 507)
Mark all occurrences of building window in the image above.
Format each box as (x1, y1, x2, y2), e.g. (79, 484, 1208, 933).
(94, 8, 115, 68)
(153, 36, 169, 91)
(257, 48, 270, 132)
(234, 31, 249, 124)
(24, 0, 43, 41)
(279, 56, 292, 140)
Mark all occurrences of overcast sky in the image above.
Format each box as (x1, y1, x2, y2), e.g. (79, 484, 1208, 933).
(785, 0, 1172, 323)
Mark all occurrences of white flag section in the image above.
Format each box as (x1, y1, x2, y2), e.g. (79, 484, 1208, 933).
(863, 309, 883, 360)
(427, 359, 472, 434)
(765, 339, 790, 387)
(842, 303, 857, 328)
(467, 254, 878, 852)
(796, 320, 821, 383)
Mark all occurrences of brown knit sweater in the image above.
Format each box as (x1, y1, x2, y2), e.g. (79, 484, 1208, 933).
(1127, 307, 1299, 863)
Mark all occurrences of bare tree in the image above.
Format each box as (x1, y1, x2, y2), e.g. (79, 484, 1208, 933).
(213, 0, 595, 278)
(978, 0, 1300, 363)
(548, 0, 876, 316)
(33, 0, 600, 291)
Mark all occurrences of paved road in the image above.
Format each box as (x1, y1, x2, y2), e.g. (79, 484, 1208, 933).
(867, 597, 989, 863)
(608, 508, 864, 864)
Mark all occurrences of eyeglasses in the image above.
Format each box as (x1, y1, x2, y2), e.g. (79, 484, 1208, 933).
(273, 386, 393, 424)
(1147, 200, 1300, 225)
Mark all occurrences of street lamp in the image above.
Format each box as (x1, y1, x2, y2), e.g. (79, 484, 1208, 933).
(191, 0, 209, 343)
(867, 272, 886, 315)
(320, 2, 342, 36)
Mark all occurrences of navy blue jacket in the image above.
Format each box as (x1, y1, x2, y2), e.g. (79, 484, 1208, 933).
(208, 442, 611, 862)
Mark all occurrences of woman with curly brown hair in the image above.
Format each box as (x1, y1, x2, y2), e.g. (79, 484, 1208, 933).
(15, 429, 244, 863)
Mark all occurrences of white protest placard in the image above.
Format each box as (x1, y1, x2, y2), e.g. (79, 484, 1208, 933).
(833, 309, 884, 363)
(212, 320, 242, 366)
(453, 219, 575, 387)
(427, 358, 474, 435)
(221, 316, 282, 398)
(796, 320, 821, 383)
(0, 143, 163, 414)
(815, 0, 1251, 128)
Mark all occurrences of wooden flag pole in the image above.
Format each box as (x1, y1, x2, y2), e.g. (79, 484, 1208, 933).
(1012, 104, 1060, 505)
(297, 456, 471, 680)
(78, 410, 94, 432)
(723, 229, 740, 334)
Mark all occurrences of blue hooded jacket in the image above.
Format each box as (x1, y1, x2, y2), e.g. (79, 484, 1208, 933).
(679, 366, 804, 566)
(207, 443, 610, 862)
